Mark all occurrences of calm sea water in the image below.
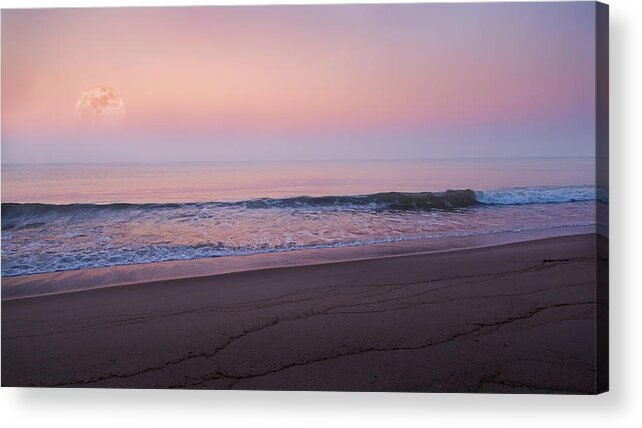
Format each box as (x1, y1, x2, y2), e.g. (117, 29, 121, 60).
(2, 158, 598, 277)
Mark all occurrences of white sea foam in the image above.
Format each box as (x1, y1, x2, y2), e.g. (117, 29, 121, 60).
(474, 185, 597, 205)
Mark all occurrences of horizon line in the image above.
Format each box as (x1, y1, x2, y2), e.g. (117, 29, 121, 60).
(0, 155, 597, 167)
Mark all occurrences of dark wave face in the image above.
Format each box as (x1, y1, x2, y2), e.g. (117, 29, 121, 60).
(1, 186, 598, 277)
(245, 189, 479, 210)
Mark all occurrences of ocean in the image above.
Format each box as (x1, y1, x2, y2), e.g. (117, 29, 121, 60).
(1, 158, 599, 277)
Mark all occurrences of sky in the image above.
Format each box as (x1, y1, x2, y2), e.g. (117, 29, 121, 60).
(1, 2, 597, 164)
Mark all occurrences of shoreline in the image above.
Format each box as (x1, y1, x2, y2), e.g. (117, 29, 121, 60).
(2, 225, 594, 300)
(2, 233, 604, 392)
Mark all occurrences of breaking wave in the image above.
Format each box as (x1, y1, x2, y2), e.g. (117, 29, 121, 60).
(2, 185, 599, 231)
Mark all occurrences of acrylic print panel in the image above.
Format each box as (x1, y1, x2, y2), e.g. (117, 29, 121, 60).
(1, 2, 608, 393)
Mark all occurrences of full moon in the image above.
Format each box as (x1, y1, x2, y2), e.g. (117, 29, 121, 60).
(75, 85, 126, 127)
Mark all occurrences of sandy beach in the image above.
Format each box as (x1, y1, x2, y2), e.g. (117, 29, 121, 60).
(1, 234, 606, 393)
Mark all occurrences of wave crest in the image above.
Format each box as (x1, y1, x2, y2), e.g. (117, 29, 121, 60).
(474, 185, 596, 205)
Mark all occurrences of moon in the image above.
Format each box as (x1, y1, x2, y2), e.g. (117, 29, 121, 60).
(75, 85, 126, 127)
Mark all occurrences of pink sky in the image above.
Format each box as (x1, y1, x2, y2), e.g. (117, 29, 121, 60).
(1, 3, 597, 163)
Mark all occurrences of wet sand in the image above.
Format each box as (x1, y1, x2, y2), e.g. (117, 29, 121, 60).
(1, 234, 606, 393)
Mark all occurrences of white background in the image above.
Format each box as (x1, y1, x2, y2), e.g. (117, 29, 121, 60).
(0, 0, 640, 427)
